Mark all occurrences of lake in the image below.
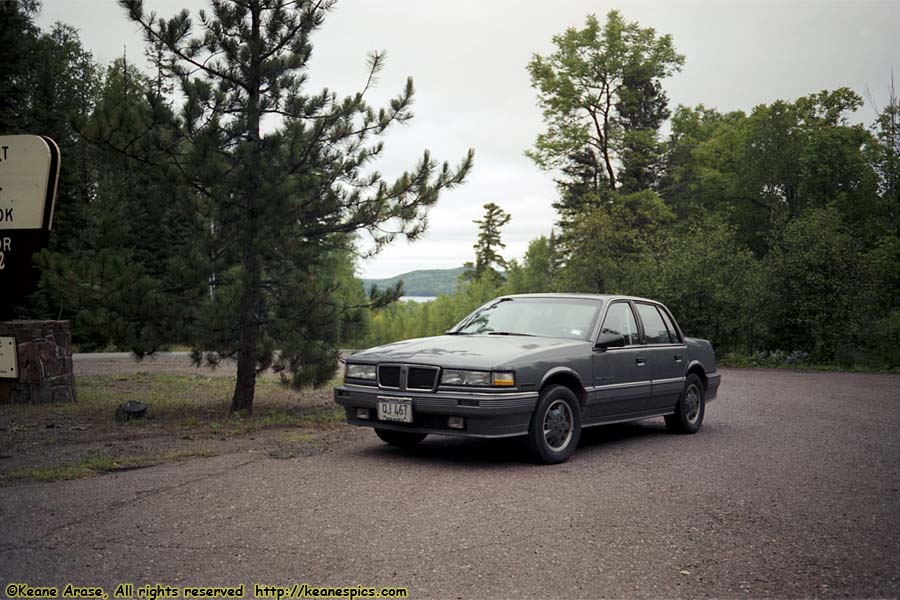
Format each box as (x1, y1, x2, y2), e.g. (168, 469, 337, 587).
(400, 296, 437, 303)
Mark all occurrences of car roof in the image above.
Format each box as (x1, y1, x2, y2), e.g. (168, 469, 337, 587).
(498, 293, 661, 304)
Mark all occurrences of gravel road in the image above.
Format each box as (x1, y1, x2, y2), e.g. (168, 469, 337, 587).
(73, 352, 274, 378)
(72, 351, 348, 379)
(2, 368, 899, 598)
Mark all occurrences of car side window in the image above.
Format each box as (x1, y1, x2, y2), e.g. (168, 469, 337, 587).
(658, 307, 681, 343)
(636, 303, 673, 344)
(600, 302, 639, 346)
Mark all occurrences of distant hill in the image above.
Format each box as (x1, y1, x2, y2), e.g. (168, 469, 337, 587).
(362, 267, 466, 297)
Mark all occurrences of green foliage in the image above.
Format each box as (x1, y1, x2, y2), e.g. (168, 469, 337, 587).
(0, 7, 101, 263)
(505, 236, 558, 294)
(35, 59, 201, 353)
(870, 80, 900, 227)
(363, 272, 504, 347)
(764, 208, 876, 362)
(14, 5, 900, 376)
(630, 214, 764, 354)
(0, 0, 40, 133)
(663, 89, 881, 255)
(559, 189, 674, 293)
(527, 11, 684, 191)
(12, 1, 472, 413)
(471, 202, 511, 279)
(108, 0, 474, 411)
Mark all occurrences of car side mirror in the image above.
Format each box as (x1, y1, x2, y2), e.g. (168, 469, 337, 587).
(594, 333, 626, 351)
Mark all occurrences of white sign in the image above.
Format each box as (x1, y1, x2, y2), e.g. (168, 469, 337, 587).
(0, 135, 60, 230)
(0, 336, 17, 378)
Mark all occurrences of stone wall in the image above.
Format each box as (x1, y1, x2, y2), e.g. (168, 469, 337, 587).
(0, 320, 77, 404)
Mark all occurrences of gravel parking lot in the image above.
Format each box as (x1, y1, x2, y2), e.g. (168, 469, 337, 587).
(1, 368, 899, 598)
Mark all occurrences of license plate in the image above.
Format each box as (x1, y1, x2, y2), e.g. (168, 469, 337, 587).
(377, 396, 413, 423)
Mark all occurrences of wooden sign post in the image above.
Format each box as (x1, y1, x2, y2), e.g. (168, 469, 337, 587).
(0, 134, 61, 320)
(0, 135, 74, 404)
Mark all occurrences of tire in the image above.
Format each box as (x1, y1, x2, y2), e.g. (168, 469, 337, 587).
(665, 373, 706, 434)
(374, 427, 428, 448)
(527, 385, 582, 464)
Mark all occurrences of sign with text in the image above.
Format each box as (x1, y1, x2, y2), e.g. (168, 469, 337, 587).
(0, 135, 60, 320)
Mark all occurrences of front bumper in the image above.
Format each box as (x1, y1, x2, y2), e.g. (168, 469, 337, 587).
(706, 371, 722, 402)
(334, 384, 539, 438)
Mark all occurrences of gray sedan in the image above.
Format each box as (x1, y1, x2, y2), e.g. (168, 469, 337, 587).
(335, 294, 721, 464)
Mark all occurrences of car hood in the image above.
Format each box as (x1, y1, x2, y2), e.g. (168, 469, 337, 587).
(349, 334, 588, 370)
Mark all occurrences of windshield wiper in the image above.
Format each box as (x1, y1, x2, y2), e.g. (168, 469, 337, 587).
(444, 331, 472, 335)
(488, 331, 535, 337)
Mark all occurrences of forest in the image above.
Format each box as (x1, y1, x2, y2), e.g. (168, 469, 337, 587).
(365, 13, 900, 371)
(2, 2, 898, 415)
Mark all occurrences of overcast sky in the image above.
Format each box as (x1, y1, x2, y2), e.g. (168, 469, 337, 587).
(36, 0, 900, 279)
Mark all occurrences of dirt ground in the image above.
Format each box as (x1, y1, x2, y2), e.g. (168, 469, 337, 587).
(0, 353, 349, 483)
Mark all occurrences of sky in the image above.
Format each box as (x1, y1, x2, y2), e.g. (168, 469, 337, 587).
(36, 0, 900, 279)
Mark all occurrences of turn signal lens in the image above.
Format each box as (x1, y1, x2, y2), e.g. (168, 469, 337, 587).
(492, 371, 516, 387)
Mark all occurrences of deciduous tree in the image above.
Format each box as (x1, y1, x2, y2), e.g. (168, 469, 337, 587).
(526, 11, 684, 191)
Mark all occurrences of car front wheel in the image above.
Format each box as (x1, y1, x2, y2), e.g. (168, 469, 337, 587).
(527, 384, 582, 464)
(665, 373, 706, 434)
(374, 428, 428, 448)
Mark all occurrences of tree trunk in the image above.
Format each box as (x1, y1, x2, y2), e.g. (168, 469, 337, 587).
(230, 0, 263, 414)
(231, 255, 260, 413)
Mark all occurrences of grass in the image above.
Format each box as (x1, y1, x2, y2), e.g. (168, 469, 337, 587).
(0, 448, 218, 483)
(1, 373, 346, 484)
(719, 353, 900, 373)
(6, 372, 344, 435)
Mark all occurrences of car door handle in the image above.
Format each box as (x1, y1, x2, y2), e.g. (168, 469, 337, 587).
(636, 357, 647, 367)
(674, 354, 683, 363)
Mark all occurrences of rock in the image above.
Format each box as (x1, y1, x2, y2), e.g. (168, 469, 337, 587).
(115, 400, 148, 422)
(0, 321, 76, 404)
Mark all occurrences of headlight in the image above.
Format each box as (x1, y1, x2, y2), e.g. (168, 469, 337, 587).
(441, 369, 516, 387)
(346, 364, 377, 380)
(441, 369, 492, 386)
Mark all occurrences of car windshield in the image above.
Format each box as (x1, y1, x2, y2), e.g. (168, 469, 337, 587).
(451, 297, 602, 340)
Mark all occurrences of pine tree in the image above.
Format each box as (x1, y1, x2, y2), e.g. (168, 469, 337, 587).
(472, 202, 511, 279)
(116, 0, 473, 413)
(0, 0, 40, 133)
(616, 71, 672, 193)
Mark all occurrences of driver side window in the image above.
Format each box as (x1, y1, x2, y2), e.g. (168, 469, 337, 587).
(600, 302, 639, 346)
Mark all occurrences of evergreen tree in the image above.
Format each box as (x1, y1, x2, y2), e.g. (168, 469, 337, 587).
(0, 3, 100, 257)
(0, 0, 40, 134)
(871, 76, 900, 227)
(616, 71, 671, 193)
(36, 59, 200, 352)
(116, 0, 473, 413)
(472, 202, 511, 279)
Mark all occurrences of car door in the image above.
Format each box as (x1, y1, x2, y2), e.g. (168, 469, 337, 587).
(589, 301, 652, 418)
(634, 302, 686, 412)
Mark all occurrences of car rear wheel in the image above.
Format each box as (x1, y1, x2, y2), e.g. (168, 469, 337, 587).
(374, 428, 428, 448)
(665, 373, 705, 434)
(527, 384, 582, 464)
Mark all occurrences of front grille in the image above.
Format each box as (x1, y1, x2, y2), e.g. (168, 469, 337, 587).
(378, 366, 401, 388)
(377, 364, 439, 390)
(407, 367, 438, 391)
